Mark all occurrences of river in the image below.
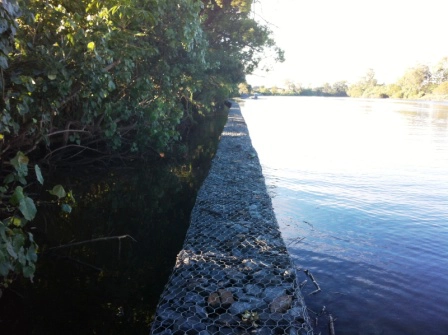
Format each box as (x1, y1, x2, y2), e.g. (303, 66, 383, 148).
(240, 96, 448, 335)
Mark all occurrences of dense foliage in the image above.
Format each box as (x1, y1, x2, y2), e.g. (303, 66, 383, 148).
(0, 0, 282, 289)
(1, 0, 282, 163)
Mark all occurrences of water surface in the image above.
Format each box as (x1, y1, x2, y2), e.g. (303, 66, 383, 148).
(0, 113, 227, 334)
(241, 97, 448, 335)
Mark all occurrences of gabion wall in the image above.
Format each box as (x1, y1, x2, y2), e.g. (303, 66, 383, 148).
(150, 102, 313, 335)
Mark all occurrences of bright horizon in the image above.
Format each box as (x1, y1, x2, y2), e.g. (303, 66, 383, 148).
(247, 0, 448, 88)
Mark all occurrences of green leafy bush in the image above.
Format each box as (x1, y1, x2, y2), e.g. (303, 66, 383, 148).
(0, 151, 73, 290)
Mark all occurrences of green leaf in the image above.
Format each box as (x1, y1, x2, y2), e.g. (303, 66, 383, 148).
(18, 247, 26, 265)
(61, 204, 72, 213)
(10, 186, 25, 206)
(0, 262, 11, 277)
(49, 185, 66, 199)
(8, 216, 23, 227)
(26, 244, 38, 263)
(10, 151, 29, 177)
(27, 232, 35, 243)
(22, 264, 35, 280)
(110, 5, 119, 15)
(19, 197, 37, 221)
(12, 232, 25, 250)
(87, 41, 95, 51)
(66, 33, 74, 45)
(0, 223, 7, 240)
(35, 165, 44, 185)
(108, 80, 116, 91)
(6, 242, 18, 259)
(12, 151, 29, 166)
(0, 55, 8, 70)
(4, 173, 15, 184)
(67, 190, 75, 203)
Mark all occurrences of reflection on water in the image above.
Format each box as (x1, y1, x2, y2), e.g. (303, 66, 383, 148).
(0, 113, 227, 334)
(241, 97, 448, 335)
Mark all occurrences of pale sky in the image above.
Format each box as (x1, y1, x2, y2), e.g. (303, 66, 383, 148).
(247, 0, 448, 87)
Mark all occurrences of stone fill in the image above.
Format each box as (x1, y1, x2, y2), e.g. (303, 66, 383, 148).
(150, 102, 313, 335)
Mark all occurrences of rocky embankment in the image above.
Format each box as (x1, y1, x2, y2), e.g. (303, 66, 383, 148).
(150, 102, 313, 335)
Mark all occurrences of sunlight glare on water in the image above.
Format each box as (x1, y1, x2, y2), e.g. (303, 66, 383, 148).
(240, 96, 448, 335)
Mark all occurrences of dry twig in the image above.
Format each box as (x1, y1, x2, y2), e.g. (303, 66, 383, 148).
(48, 234, 137, 251)
(304, 269, 322, 295)
(329, 314, 336, 335)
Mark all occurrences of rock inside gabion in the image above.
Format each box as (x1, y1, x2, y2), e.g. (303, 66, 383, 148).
(150, 102, 313, 335)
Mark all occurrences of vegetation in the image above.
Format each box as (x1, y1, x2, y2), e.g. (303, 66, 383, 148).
(0, 0, 282, 291)
(256, 80, 349, 97)
(0, 114, 228, 333)
(248, 57, 448, 100)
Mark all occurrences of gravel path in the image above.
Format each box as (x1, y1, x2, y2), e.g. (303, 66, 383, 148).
(150, 102, 313, 335)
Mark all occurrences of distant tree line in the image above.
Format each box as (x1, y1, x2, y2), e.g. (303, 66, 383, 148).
(247, 80, 348, 97)
(347, 59, 448, 99)
(242, 56, 448, 99)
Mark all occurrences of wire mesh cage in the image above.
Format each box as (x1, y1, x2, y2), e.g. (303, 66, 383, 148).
(150, 103, 313, 335)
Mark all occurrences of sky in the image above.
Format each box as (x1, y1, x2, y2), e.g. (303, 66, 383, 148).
(247, 0, 448, 88)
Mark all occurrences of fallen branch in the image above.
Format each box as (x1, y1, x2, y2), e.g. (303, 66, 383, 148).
(46, 129, 91, 137)
(304, 269, 322, 295)
(48, 234, 137, 251)
(58, 256, 103, 272)
(329, 314, 336, 335)
(288, 236, 305, 246)
(309, 288, 322, 296)
(306, 307, 318, 315)
(319, 305, 326, 316)
(103, 59, 121, 72)
(43, 144, 105, 162)
(303, 220, 315, 230)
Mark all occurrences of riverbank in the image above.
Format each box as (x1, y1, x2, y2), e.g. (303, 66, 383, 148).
(150, 102, 313, 334)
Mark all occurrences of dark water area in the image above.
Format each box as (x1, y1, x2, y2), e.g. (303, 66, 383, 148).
(0, 113, 227, 334)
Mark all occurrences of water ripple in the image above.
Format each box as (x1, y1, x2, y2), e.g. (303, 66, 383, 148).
(242, 97, 448, 335)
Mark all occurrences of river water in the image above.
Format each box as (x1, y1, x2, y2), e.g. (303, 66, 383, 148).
(240, 97, 448, 335)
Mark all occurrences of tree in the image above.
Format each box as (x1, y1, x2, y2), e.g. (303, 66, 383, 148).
(322, 82, 333, 96)
(332, 81, 348, 97)
(196, 0, 284, 105)
(432, 57, 448, 84)
(347, 69, 378, 97)
(433, 81, 448, 96)
(1, 0, 283, 289)
(270, 86, 279, 95)
(238, 82, 251, 95)
(257, 86, 272, 95)
(1, 0, 282, 167)
(398, 64, 432, 98)
(386, 83, 404, 98)
(284, 80, 301, 95)
(363, 68, 378, 87)
(347, 84, 364, 98)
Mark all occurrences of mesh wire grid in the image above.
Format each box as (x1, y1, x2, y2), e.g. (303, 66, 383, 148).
(150, 103, 313, 335)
